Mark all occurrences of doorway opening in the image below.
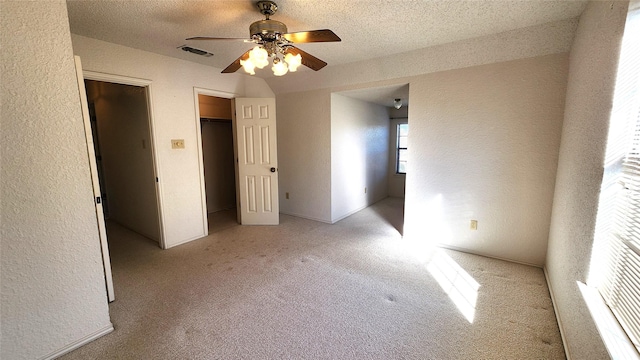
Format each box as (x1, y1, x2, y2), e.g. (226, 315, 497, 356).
(196, 92, 239, 234)
(330, 84, 409, 234)
(84, 79, 163, 245)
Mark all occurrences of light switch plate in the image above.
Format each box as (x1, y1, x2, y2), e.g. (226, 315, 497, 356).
(470, 220, 478, 230)
(171, 139, 185, 149)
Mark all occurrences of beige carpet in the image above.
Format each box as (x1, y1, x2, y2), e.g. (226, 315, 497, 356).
(61, 197, 565, 359)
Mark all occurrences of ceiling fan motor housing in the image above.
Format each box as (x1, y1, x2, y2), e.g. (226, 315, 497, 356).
(257, 1, 278, 17)
(250, 19, 287, 40)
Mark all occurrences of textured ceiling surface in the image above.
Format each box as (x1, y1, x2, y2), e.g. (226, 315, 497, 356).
(66, 0, 587, 76)
(66, 0, 587, 106)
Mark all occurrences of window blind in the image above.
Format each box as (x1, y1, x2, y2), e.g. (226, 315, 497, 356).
(595, 6, 640, 354)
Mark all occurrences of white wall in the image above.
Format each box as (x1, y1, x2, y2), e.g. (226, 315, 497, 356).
(86, 81, 160, 241)
(71, 35, 274, 247)
(201, 121, 236, 213)
(1, 2, 112, 359)
(403, 53, 568, 266)
(271, 19, 572, 265)
(330, 94, 389, 222)
(546, 2, 629, 359)
(277, 89, 333, 222)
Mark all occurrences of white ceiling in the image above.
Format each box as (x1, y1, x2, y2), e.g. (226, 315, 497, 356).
(66, 0, 587, 106)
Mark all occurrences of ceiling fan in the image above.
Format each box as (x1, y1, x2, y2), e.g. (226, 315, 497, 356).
(186, 0, 341, 76)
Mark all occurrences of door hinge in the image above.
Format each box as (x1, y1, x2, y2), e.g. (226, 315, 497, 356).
(156, 177, 159, 182)
(96, 196, 101, 204)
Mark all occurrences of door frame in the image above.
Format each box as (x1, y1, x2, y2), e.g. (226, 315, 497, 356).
(83, 71, 167, 249)
(193, 87, 238, 233)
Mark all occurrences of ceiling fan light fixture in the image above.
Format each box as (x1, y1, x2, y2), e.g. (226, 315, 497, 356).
(285, 52, 302, 72)
(249, 46, 269, 69)
(240, 58, 256, 75)
(394, 98, 402, 109)
(191, 1, 340, 75)
(272, 58, 289, 76)
(243, 45, 297, 76)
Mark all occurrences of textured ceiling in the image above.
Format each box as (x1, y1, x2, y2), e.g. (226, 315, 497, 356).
(66, 0, 587, 106)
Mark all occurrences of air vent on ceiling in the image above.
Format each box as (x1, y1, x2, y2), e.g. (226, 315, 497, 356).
(178, 45, 213, 57)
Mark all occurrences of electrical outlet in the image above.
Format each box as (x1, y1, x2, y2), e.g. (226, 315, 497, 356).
(364, 187, 367, 193)
(171, 139, 185, 149)
(470, 220, 478, 230)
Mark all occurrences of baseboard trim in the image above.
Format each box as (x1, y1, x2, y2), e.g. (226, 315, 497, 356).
(280, 197, 391, 225)
(109, 219, 160, 244)
(543, 267, 572, 360)
(279, 211, 332, 224)
(40, 323, 114, 360)
(330, 204, 369, 224)
(437, 243, 543, 268)
(165, 232, 208, 249)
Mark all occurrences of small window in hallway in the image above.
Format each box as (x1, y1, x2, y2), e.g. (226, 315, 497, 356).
(396, 123, 408, 174)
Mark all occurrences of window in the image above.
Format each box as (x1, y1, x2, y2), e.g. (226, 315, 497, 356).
(590, 5, 640, 355)
(396, 123, 408, 174)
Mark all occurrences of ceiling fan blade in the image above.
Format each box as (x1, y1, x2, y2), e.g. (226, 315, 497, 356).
(286, 46, 327, 71)
(222, 50, 251, 73)
(282, 29, 341, 43)
(186, 36, 249, 41)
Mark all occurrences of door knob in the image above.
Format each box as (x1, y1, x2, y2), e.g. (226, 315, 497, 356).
(270, 167, 276, 173)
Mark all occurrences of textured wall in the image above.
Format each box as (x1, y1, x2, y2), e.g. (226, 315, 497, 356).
(1, 2, 112, 359)
(330, 94, 389, 223)
(276, 89, 332, 222)
(266, 17, 578, 265)
(71, 35, 274, 247)
(546, 1, 629, 359)
(405, 53, 568, 266)
(273, 53, 569, 265)
(86, 81, 160, 241)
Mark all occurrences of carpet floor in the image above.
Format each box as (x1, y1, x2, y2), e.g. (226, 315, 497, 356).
(60, 197, 565, 359)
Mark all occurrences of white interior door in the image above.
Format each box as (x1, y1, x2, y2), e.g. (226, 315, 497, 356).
(233, 98, 279, 225)
(74, 56, 115, 302)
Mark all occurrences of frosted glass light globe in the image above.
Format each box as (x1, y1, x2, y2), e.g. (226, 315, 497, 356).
(240, 59, 256, 75)
(272, 60, 289, 76)
(284, 53, 302, 72)
(249, 46, 269, 69)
